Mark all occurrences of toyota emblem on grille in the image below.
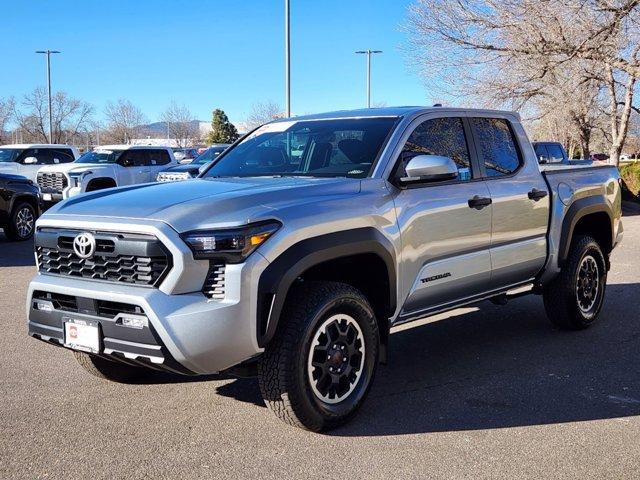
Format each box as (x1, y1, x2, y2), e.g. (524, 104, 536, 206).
(73, 232, 96, 259)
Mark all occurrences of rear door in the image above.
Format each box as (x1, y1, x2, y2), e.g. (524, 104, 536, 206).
(469, 117, 550, 289)
(392, 115, 493, 321)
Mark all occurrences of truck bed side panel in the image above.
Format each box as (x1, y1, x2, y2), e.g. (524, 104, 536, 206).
(539, 165, 622, 284)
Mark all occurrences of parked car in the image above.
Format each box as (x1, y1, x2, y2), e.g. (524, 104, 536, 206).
(36, 145, 177, 207)
(0, 144, 79, 182)
(26, 107, 623, 431)
(0, 173, 39, 241)
(156, 144, 230, 182)
(590, 153, 610, 162)
(532, 141, 591, 165)
(172, 148, 199, 164)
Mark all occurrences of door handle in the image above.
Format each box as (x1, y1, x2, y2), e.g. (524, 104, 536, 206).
(528, 188, 548, 201)
(468, 195, 492, 210)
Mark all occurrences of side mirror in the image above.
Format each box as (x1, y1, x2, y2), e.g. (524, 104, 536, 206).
(120, 157, 133, 167)
(23, 156, 38, 165)
(400, 154, 459, 184)
(538, 155, 548, 164)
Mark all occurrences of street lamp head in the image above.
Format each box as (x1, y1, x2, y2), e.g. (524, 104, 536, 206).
(35, 50, 61, 54)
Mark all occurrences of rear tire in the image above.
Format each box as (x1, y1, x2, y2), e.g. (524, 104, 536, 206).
(5, 201, 36, 241)
(543, 235, 607, 330)
(73, 352, 146, 383)
(258, 281, 379, 431)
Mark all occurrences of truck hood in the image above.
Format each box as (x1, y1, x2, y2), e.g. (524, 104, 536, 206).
(45, 177, 361, 232)
(38, 163, 113, 175)
(0, 163, 19, 175)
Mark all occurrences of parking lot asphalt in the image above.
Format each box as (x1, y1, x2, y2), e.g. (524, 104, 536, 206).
(1, 206, 639, 480)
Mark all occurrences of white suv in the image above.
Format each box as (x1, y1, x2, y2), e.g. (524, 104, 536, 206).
(0, 144, 80, 182)
(37, 145, 177, 205)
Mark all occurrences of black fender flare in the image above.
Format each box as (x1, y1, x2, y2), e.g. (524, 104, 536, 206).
(256, 227, 397, 348)
(558, 195, 613, 264)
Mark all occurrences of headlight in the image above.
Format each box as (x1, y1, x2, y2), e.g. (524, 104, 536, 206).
(181, 221, 281, 263)
(69, 170, 91, 187)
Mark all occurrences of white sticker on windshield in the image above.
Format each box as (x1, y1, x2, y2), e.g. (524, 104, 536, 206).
(246, 121, 297, 140)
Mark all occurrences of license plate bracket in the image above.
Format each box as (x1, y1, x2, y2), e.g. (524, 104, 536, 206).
(63, 317, 100, 354)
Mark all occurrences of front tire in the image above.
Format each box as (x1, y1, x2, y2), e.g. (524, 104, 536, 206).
(74, 352, 146, 383)
(543, 235, 607, 330)
(258, 281, 379, 431)
(5, 201, 36, 241)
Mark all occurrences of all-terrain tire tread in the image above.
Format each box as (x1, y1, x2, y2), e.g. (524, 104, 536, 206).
(543, 234, 606, 330)
(257, 281, 378, 431)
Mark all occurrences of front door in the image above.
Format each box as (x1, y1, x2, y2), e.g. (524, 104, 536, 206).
(392, 116, 493, 322)
(117, 150, 150, 184)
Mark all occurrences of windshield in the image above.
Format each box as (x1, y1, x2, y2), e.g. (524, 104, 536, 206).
(76, 149, 124, 164)
(0, 148, 22, 163)
(202, 118, 397, 179)
(194, 146, 227, 165)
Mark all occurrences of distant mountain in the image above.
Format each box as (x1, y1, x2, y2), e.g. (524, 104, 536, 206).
(140, 120, 204, 135)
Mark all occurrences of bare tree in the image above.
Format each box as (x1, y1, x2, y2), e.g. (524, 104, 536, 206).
(14, 88, 93, 144)
(244, 101, 284, 130)
(0, 96, 15, 144)
(160, 101, 199, 148)
(406, 0, 639, 164)
(104, 98, 147, 144)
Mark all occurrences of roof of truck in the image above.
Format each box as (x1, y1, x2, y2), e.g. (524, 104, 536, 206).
(0, 144, 77, 149)
(271, 106, 520, 122)
(94, 145, 172, 150)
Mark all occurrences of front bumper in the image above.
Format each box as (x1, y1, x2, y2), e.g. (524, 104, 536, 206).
(27, 265, 266, 374)
(27, 217, 270, 375)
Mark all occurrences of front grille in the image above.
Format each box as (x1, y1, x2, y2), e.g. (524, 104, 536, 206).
(96, 300, 145, 319)
(35, 229, 172, 287)
(37, 172, 68, 193)
(203, 263, 225, 299)
(157, 172, 191, 182)
(34, 291, 79, 313)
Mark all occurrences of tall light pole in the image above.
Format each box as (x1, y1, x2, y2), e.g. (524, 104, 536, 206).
(355, 49, 382, 108)
(284, 0, 291, 117)
(36, 50, 60, 143)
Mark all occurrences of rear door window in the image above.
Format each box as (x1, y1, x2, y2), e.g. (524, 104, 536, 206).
(51, 148, 75, 164)
(471, 118, 522, 177)
(148, 149, 171, 166)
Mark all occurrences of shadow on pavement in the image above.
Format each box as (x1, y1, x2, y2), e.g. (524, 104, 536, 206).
(211, 282, 640, 435)
(623, 201, 640, 216)
(0, 231, 35, 267)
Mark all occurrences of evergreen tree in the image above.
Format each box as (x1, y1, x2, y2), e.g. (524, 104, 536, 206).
(206, 108, 239, 144)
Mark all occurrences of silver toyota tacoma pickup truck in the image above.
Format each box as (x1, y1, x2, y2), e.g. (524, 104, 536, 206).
(27, 107, 623, 431)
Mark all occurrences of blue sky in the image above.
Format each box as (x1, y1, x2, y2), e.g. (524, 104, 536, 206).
(1, 0, 434, 125)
